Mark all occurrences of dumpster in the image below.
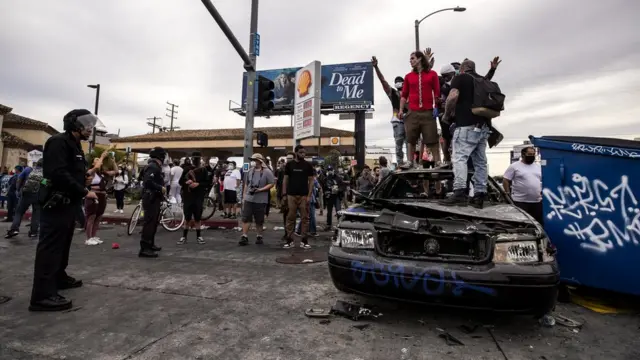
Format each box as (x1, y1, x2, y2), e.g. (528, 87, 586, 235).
(530, 135, 640, 296)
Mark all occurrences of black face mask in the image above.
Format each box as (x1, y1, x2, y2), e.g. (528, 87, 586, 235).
(523, 155, 536, 164)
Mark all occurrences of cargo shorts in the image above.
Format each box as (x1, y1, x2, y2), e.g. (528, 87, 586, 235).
(405, 110, 438, 145)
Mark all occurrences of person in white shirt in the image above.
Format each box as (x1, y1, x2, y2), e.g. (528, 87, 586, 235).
(113, 166, 128, 213)
(169, 159, 183, 204)
(223, 161, 242, 219)
(503, 146, 543, 224)
(162, 162, 171, 194)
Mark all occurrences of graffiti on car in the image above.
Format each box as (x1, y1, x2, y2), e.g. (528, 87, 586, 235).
(350, 260, 497, 297)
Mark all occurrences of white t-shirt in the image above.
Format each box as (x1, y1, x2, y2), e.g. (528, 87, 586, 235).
(91, 173, 102, 186)
(503, 161, 542, 203)
(113, 174, 128, 191)
(170, 166, 183, 185)
(162, 165, 171, 186)
(223, 169, 241, 191)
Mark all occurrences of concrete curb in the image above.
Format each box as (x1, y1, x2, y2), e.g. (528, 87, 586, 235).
(0, 210, 239, 229)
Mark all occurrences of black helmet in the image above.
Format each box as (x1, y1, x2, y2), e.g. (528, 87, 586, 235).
(63, 109, 98, 136)
(149, 147, 166, 161)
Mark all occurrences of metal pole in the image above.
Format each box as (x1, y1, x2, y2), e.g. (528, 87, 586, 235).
(414, 20, 420, 51)
(354, 112, 366, 170)
(243, 0, 259, 166)
(90, 84, 100, 153)
(200, 0, 254, 71)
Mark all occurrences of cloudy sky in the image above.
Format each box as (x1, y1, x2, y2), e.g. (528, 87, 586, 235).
(2, 0, 639, 170)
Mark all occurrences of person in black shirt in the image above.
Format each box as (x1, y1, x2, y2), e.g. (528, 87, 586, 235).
(139, 147, 167, 258)
(441, 59, 492, 208)
(372, 56, 409, 166)
(29, 109, 99, 312)
(282, 145, 314, 248)
(178, 152, 209, 245)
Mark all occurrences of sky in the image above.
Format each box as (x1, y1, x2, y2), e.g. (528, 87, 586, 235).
(2, 0, 639, 174)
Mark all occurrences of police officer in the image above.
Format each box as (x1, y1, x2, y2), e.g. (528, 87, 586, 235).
(29, 109, 99, 312)
(139, 147, 167, 258)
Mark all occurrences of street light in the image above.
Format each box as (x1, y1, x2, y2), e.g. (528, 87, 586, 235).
(415, 6, 466, 51)
(87, 84, 100, 153)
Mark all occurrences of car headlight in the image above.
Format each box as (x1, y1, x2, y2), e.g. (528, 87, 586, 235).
(494, 241, 538, 263)
(335, 229, 375, 249)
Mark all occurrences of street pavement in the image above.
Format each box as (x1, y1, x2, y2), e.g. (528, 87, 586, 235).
(1, 221, 639, 359)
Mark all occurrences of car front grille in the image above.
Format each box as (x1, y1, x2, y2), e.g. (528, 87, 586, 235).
(376, 230, 490, 262)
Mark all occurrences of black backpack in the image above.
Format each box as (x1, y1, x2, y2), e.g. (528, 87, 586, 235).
(471, 74, 505, 119)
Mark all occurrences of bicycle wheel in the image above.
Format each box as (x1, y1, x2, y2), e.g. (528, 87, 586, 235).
(201, 197, 216, 220)
(160, 205, 184, 232)
(127, 204, 142, 235)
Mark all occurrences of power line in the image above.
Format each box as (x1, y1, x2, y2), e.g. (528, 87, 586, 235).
(146, 116, 163, 134)
(166, 101, 179, 131)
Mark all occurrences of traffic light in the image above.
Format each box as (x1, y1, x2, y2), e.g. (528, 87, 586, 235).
(256, 131, 268, 147)
(256, 75, 275, 114)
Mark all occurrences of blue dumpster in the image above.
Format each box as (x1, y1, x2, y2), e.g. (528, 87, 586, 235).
(530, 135, 640, 296)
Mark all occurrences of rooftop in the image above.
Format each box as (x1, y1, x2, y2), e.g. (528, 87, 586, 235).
(0, 131, 38, 151)
(4, 113, 59, 135)
(111, 126, 354, 143)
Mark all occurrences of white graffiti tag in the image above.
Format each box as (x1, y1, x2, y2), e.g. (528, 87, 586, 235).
(571, 143, 640, 159)
(543, 174, 640, 254)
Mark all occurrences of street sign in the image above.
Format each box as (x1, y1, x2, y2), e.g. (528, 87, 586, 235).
(330, 137, 340, 146)
(333, 103, 371, 112)
(339, 113, 373, 120)
(294, 61, 322, 140)
(125, 146, 132, 153)
(243, 163, 250, 172)
(254, 33, 260, 56)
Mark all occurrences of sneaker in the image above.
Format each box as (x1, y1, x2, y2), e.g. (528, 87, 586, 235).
(469, 192, 487, 209)
(28, 232, 38, 238)
(85, 238, 100, 246)
(239, 235, 249, 246)
(439, 189, 468, 206)
(177, 237, 187, 245)
(5, 229, 18, 239)
(310, 233, 319, 237)
(114, 209, 120, 213)
(399, 161, 414, 170)
(119, 209, 124, 214)
(283, 241, 294, 248)
(197, 237, 206, 245)
(94, 237, 104, 244)
(255, 235, 264, 245)
(300, 241, 311, 249)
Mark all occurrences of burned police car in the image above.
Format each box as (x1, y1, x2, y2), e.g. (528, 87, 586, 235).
(328, 168, 558, 316)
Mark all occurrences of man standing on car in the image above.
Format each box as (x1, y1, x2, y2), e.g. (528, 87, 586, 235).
(139, 147, 167, 258)
(503, 147, 543, 224)
(440, 59, 491, 208)
(372, 56, 409, 166)
(239, 153, 275, 246)
(282, 145, 314, 248)
(178, 152, 209, 245)
(223, 161, 241, 219)
(398, 50, 440, 170)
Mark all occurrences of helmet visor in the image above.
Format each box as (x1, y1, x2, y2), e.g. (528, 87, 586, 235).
(76, 113, 99, 132)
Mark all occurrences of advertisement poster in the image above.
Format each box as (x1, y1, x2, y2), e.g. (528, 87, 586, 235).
(241, 62, 373, 110)
(294, 61, 321, 140)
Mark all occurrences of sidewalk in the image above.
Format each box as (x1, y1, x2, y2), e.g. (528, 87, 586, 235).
(0, 202, 238, 228)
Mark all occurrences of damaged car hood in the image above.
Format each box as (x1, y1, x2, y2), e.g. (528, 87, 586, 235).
(343, 201, 531, 223)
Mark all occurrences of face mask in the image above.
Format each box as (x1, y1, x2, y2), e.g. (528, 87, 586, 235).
(523, 155, 536, 164)
(250, 161, 256, 168)
(395, 82, 403, 89)
(228, 165, 235, 170)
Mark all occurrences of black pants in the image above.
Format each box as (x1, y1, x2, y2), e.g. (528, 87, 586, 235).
(30, 204, 77, 302)
(325, 195, 339, 227)
(114, 189, 125, 210)
(6, 192, 17, 220)
(140, 193, 161, 251)
(513, 201, 544, 225)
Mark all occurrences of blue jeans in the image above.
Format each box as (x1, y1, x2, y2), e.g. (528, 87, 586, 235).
(452, 125, 490, 193)
(296, 203, 317, 234)
(392, 121, 407, 163)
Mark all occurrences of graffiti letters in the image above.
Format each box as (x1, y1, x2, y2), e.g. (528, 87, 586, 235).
(543, 174, 640, 254)
(350, 260, 497, 297)
(571, 143, 640, 159)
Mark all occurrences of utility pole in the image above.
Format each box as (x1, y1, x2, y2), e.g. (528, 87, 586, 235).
(166, 101, 179, 131)
(146, 116, 163, 134)
(87, 84, 100, 153)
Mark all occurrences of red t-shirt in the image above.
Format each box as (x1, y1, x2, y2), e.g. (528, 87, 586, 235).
(401, 70, 440, 111)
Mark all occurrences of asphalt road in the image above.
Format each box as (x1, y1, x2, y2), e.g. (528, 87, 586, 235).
(0, 221, 638, 360)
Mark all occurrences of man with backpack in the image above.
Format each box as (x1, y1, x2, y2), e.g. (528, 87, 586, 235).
(5, 159, 43, 238)
(440, 59, 505, 208)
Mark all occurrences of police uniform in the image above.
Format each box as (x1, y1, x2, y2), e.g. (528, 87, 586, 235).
(139, 147, 167, 258)
(29, 109, 99, 312)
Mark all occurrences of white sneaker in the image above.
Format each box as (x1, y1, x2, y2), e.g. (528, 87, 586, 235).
(120, 209, 124, 214)
(197, 237, 206, 245)
(85, 238, 100, 246)
(114, 209, 120, 213)
(177, 237, 187, 245)
(94, 237, 103, 244)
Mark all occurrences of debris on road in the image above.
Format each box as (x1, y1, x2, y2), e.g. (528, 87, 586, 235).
(305, 308, 331, 318)
(539, 314, 556, 327)
(555, 314, 583, 329)
(438, 332, 465, 346)
(319, 319, 331, 325)
(486, 327, 509, 360)
(216, 279, 232, 285)
(112, 243, 120, 249)
(459, 324, 480, 334)
(0, 296, 11, 304)
(352, 324, 370, 330)
(330, 300, 382, 321)
(273, 226, 285, 231)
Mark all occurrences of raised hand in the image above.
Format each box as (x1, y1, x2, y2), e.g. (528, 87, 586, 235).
(371, 56, 378, 67)
(490, 56, 502, 69)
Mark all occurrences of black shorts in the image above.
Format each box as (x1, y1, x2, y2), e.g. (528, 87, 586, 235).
(439, 117, 452, 141)
(224, 189, 237, 204)
(241, 201, 266, 225)
(184, 197, 204, 221)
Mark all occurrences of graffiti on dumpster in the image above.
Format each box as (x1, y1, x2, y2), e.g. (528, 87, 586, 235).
(543, 174, 640, 254)
(571, 143, 640, 159)
(350, 260, 497, 297)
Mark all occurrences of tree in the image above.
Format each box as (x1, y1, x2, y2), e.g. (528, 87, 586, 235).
(324, 149, 341, 169)
(86, 146, 126, 167)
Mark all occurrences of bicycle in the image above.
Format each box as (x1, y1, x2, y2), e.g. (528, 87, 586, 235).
(201, 196, 216, 220)
(127, 196, 185, 235)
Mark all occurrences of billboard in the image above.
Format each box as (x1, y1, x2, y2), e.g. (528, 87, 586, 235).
(241, 62, 374, 111)
(294, 61, 321, 140)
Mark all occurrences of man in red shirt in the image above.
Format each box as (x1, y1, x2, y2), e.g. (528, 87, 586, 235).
(398, 50, 441, 169)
